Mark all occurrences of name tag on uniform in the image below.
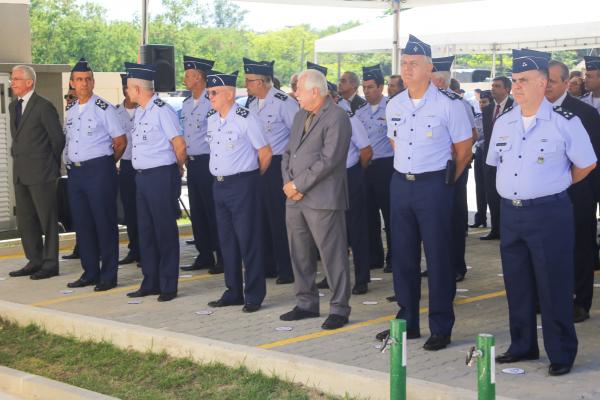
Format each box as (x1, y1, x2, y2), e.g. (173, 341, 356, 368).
(496, 142, 507, 147)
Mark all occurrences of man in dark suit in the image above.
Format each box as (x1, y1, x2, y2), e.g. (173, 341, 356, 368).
(338, 71, 367, 113)
(546, 60, 600, 323)
(481, 76, 513, 240)
(8, 65, 65, 280)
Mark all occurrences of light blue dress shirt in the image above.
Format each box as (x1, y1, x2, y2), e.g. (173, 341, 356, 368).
(355, 96, 394, 160)
(115, 102, 136, 160)
(346, 110, 371, 168)
(180, 90, 212, 156)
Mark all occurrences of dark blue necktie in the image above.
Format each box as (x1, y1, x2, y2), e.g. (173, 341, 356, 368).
(15, 99, 24, 128)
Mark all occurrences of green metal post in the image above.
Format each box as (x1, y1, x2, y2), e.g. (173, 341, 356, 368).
(477, 333, 495, 400)
(390, 319, 407, 400)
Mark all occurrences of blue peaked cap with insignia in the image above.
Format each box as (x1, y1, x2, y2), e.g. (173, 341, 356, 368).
(362, 64, 384, 83)
(120, 73, 127, 87)
(403, 34, 431, 57)
(243, 57, 274, 77)
(432, 56, 455, 72)
(307, 61, 328, 77)
(124, 62, 156, 81)
(206, 70, 239, 88)
(183, 55, 214, 72)
(512, 49, 550, 73)
(72, 57, 92, 72)
(584, 56, 600, 71)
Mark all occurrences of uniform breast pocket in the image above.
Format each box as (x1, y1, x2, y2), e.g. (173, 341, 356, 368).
(205, 131, 214, 144)
(527, 140, 560, 165)
(389, 116, 406, 139)
(417, 116, 442, 142)
(224, 132, 239, 150)
(86, 119, 98, 136)
(493, 141, 513, 164)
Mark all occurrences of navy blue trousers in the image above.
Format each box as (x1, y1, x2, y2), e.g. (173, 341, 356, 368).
(259, 156, 293, 280)
(118, 159, 139, 259)
(452, 169, 469, 277)
(136, 164, 181, 294)
(346, 163, 371, 285)
(472, 147, 487, 225)
(67, 156, 119, 284)
(187, 155, 221, 266)
(390, 171, 455, 336)
(365, 157, 394, 268)
(213, 170, 266, 305)
(500, 192, 578, 366)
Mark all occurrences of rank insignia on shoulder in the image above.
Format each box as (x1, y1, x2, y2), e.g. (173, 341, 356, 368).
(355, 101, 367, 110)
(346, 110, 355, 118)
(552, 106, 575, 120)
(206, 109, 217, 118)
(66, 101, 76, 111)
(95, 98, 108, 110)
(498, 105, 513, 118)
(236, 107, 249, 118)
(153, 98, 165, 107)
(183, 96, 191, 103)
(438, 88, 459, 100)
(274, 92, 288, 101)
(245, 96, 256, 108)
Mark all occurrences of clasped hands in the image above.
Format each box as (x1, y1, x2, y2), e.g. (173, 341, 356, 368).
(283, 181, 304, 201)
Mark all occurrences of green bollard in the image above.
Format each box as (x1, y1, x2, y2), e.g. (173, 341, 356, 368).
(477, 333, 495, 400)
(389, 319, 407, 400)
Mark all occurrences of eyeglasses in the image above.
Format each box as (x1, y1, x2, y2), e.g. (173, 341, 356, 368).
(207, 90, 222, 98)
(64, 94, 76, 101)
(8, 78, 29, 84)
(400, 61, 423, 69)
(245, 78, 263, 84)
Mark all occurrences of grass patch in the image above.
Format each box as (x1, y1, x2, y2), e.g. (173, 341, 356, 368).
(0, 319, 354, 400)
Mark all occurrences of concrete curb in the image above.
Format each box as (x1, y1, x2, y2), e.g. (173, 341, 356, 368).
(0, 365, 119, 400)
(0, 301, 518, 400)
(0, 225, 192, 257)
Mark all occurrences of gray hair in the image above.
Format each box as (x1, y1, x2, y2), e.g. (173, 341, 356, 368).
(129, 78, 154, 91)
(299, 69, 328, 96)
(548, 60, 570, 82)
(258, 74, 273, 88)
(12, 65, 36, 83)
(344, 71, 360, 88)
(432, 71, 451, 86)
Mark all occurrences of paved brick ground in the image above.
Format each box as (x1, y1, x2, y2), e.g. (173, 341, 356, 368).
(0, 220, 598, 400)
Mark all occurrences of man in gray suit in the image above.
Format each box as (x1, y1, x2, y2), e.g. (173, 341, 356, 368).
(280, 69, 352, 330)
(8, 65, 65, 280)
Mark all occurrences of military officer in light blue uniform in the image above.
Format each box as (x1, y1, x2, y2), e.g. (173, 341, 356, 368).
(243, 57, 298, 284)
(64, 58, 126, 292)
(581, 56, 600, 114)
(205, 70, 272, 313)
(115, 73, 140, 266)
(489, 49, 597, 376)
(355, 64, 394, 273)
(124, 62, 187, 302)
(376, 35, 473, 350)
(179, 55, 224, 275)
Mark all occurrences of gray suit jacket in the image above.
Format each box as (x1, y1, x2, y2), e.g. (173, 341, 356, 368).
(9, 92, 65, 185)
(282, 97, 351, 210)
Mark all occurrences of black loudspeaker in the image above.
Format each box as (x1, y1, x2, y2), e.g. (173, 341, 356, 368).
(140, 44, 176, 92)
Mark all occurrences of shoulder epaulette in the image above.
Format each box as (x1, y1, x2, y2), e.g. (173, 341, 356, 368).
(346, 110, 355, 118)
(236, 107, 249, 118)
(206, 109, 217, 118)
(497, 105, 514, 119)
(66, 101, 76, 111)
(95, 98, 109, 110)
(439, 88, 460, 100)
(355, 101, 367, 110)
(153, 98, 165, 107)
(245, 96, 256, 108)
(553, 106, 576, 120)
(183, 96, 191, 103)
(274, 92, 288, 101)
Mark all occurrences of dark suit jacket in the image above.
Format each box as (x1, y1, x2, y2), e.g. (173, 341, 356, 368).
(349, 94, 367, 114)
(561, 94, 600, 159)
(9, 92, 64, 185)
(282, 97, 351, 210)
(482, 97, 514, 161)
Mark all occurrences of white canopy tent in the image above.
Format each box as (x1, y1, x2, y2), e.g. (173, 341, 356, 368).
(315, 0, 600, 75)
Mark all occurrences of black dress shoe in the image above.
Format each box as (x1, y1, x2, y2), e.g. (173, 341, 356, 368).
(185, 239, 195, 245)
(549, 363, 572, 376)
(480, 233, 500, 241)
(352, 283, 368, 295)
(94, 281, 117, 291)
(207, 298, 244, 307)
(469, 222, 487, 228)
(321, 314, 349, 330)
(242, 304, 261, 313)
(420, 270, 428, 277)
(276, 277, 294, 284)
(127, 289, 160, 298)
(375, 328, 420, 341)
(30, 269, 59, 280)
(9, 266, 39, 277)
(383, 264, 392, 273)
(280, 306, 319, 321)
(118, 253, 138, 265)
(67, 278, 96, 288)
(61, 251, 80, 260)
(455, 273, 465, 282)
(316, 278, 329, 289)
(495, 351, 539, 364)
(423, 335, 451, 351)
(573, 306, 590, 323)
(208, 263, 224, 275)
(180, 264, 205, 271)
(386, 295, 396, 302)
(158, 292, 177, 302)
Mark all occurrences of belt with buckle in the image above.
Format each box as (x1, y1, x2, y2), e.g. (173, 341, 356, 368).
(67, 155, 111, 168)
(215, 169, 258, 183)
(397, 170, 444, 182)
(503, 191, 568, 208)
(512, 199, 523, 207)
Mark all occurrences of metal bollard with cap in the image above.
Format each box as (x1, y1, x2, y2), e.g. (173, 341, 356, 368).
(381, 319, 407, 400)
(466, 333, 496, 400)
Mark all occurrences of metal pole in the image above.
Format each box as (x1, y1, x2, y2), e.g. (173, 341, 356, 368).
(337, 53, 342, 81)
(392, 0, 401, 74)
(477, 334, 495, 400)
(142, 0, 149, 45)
(491, 44, 497, 79)
(390, 319, 407, 400)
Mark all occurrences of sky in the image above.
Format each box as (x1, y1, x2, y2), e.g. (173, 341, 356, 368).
(89, 0, 385, 32)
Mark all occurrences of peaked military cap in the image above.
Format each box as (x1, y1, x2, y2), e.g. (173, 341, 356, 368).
(512, 49, 550, 73)
(403, 34, 431, 57)
(183, 55, 215, 72)
(206, 70, 239, 88)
